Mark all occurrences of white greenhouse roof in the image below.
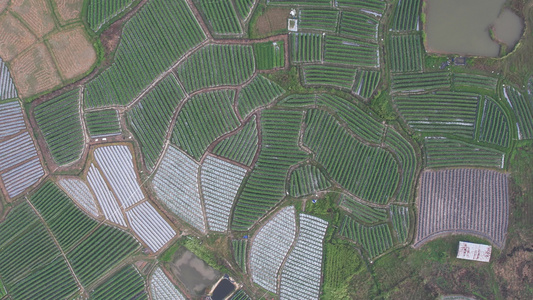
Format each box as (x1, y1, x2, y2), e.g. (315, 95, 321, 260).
(456, 241, 491, 262)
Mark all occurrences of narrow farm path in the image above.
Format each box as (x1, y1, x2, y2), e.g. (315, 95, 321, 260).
(26, 198, 84, 293)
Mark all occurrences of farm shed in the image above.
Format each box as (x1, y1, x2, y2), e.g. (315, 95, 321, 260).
(456, 241, 491, 262)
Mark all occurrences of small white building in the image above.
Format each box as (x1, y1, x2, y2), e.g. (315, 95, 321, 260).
(456, 241, 492, 262)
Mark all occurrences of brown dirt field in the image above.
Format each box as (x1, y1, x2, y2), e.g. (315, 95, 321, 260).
(0, 0, 8, 13)
(0, 13, 37, 61)
(10, 43, 62, 98)
(52, 0, 83, 24)
(10, 0, 56, 38)
(47, 26, 96, 80)
(253, 7, 290, 36)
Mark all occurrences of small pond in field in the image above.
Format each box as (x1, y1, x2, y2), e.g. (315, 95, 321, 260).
(170, 249, 220, 296)
(211, 279, 236, 300)
(424, 0, 523, 57)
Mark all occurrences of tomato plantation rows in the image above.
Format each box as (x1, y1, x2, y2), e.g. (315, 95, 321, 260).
(237, 75, 284, 118)
(85, 109, 121, 138)
(340, 215, 394, 259)
(298, 9, 339, 32)
(288, 164, 330, 197)
(423, 138, 505, 169)
(478, 96, 511, 148)
(324, 35, 379, 67)
(302, 64, 356, 89)
(87, 0, 134, 31)
(504, 85, 533, 140)
(90, 265, 147, 299)
(290, 33, 323, 63)
(391, 0, 420, 31)
(353, 70, 380, 99)
(390, 205, 409, 243)
(339, 11, 379, 41)
(196, 0, 242, 34)
(339, 194, 388, 224)
(232, 239, 247, 273)
(388, 34, 424, 72)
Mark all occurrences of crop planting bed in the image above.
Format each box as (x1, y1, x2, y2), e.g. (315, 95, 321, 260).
(340, 216, 394, 258)
(87, 0, 134, 31)
(290, 33, 323, 63)
(424, 138, 505, 169)
(391, 205, 409, 243)
(353, 70, 380, 99)
(324, 35, 379, 67)
(151, 267, 186, 300)
(232, 239, 247, 272)
(172, 89, 240, 160)
(250, 206, 296, 293)
(503, 85, 533, 140)
(87, 163, 126, 226)
(391, 0, 420, 31)
(84, 0, 205, 107)
(0, 101, 26, 139)
(388, 34, 423, 72)
(237, 75, 284, 118)
(453, 73, 499, 91)
(384, 128, 418, 203)
(30, 181, 98, 251)
(340, 194, 388, 224)
(289, 164, 330, 197)
(213, 115, 258, 166)
(280, 214, 328, 300)
(127, 74, 185, 171)
(58, 178, 100, 218)
(126, 201, 176, 252)
(302, 64, 356, 89)
(253, 41, 284, 70)
(0, 132, 38, 172)
(391, 72, 451, 93)
(0, 58, 17, 100)
(231, 290, 252, 300)
(177, 44, 254, 93)
(196, 0, 242, 34)
(478, 96, 510, 147)
(231, 111, 307, 230)
(298, 9, 339, 32)
(34, 88, 84, 165)
(201, 155, 246, 232)
(304, 109, 399, 204)
(393, 91, 480, 137)
(339, 11, 379, 41)
(235, 0, 254, 20)
(1, 158, 44, 199)
(415, 169, 509, 248)
(267, 0, 331, 6)
(85, 109, 121, 138)
(152, 145, 206, 232)
(90, 265, 147, 299)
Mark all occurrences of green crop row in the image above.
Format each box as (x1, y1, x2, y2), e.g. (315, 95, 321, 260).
(127, 74, 185, 171)
(253, 41, 284, 70)
(391, 72, 451, 93)
(90, 265, 147, 299)
(298, 9, 339, 32)
(232, 240, 247, 272)
(34, 88, 84, 165)
(68, 225, 140, 286)
(213, 115, 258, 166)
(304, 109, 399, 204)
(478, 96, 510, 148)
(237, 75, 285, 118)
(423, 138, 504, 169)
(324, 35, 379, 67)
(289, 164, 330, 197)
(339, 194, 388, 224)
(452, 72, 499, 92)
(353, 70, 380, 99)
(339, 11, 379, 41)
(231, 110, 308, 230)
(504, 85, 533, 140)
(85, 109, 121, 137)
(391, 205, 409, 243)
(393, 91, 480, 138)
(30, 181, 98, 251)
(336, 0, 385, 15)
(277, 94, 317, 108)
(340, 216, 394, 259)
(388, 34, 423, 73)
(302, 64, 356, 89)
(87, 0, 134, 32)
(235, 0, 254, 19)
(383, 128, 417, 203)
(268, 0, 331, 6)
(177, 44, 255, 93)
(231, 290, 252, 300)
(391, 0, 420, 31)
(84, 0, 205, 107)
(290, 33, 323, 63)
(196, 0, 242, 34)
(172, 89, 240, 160)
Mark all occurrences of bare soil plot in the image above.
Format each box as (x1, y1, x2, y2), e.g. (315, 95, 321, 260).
(10, 0, 56, 39)
(0, 13, 37, 61)
(10, 43, 62, 98)
(415, 168, 509, 248)
(47, 26, 96, 80)
(0, 0, 8, 13)
(51, 0, 83, 24)
(252, 7, 290, 37)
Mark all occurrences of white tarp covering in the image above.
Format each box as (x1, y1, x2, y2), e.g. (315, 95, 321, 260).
(457, 241, 491, 262)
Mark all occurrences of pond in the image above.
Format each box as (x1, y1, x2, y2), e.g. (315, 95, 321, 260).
(170, 249, 221, 296)
(211, 279, 236, 300)
(424, 0, 523, 57)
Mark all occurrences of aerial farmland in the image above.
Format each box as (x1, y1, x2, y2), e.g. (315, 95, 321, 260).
(0, 0, 531, 299)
